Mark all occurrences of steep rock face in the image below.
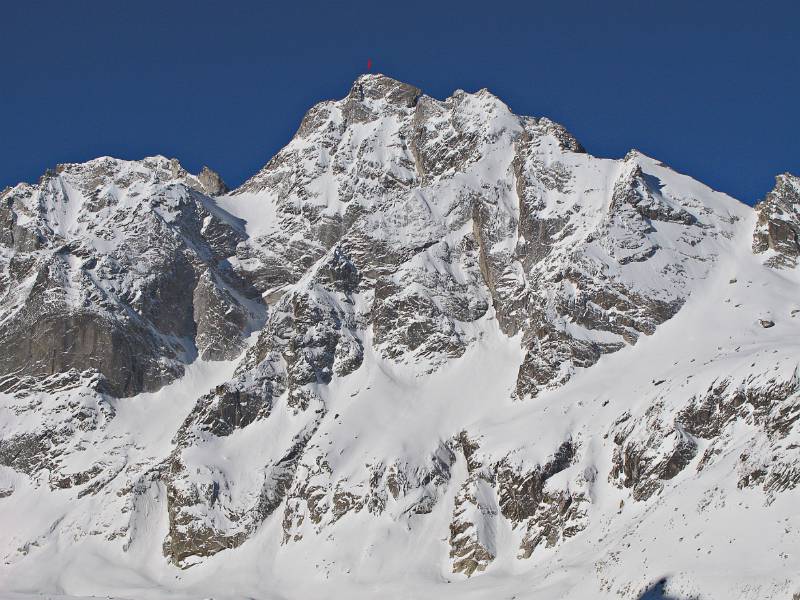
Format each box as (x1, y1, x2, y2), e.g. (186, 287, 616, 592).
(753, 173, 800, 268)
(608, 362, 800, 503)
(505, 150, 726, 399)
(0, 156, 263, 396)
(446, 433, 588, 574)
(192, 270, 248, 361)
(196, 166, 229, 196)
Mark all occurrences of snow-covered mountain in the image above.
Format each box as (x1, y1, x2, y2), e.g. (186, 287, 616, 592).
(1, 74, 798, 600)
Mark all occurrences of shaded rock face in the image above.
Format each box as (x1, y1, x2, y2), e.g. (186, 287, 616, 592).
(0, 156, 263, 397)
(0, 312, 175, 398)
(753, 173, 800, 268)
(193, 270, 247, 361)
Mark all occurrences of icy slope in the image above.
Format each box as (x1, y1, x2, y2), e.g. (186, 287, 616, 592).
(0, 75, 799, 600)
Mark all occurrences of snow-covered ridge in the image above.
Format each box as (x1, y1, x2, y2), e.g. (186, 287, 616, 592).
(0, 74, 799, 600)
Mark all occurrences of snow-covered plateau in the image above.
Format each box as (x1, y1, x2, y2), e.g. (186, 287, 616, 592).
(1, 74, 799, 599)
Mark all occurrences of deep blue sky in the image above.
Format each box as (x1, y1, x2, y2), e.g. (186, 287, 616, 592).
(1, 1, 797, 204)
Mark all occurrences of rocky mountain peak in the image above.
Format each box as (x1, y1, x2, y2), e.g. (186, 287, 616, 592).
(772, 172, 800, 202)
(0, 77, 798, 600)
(348, 73, 422, 107)
(753, 171, 800, 267)
(0, 153, 261, 397)
(196, 165, 229, 196)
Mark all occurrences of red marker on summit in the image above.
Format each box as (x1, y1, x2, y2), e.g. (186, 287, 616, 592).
(367, 58, 372, 71)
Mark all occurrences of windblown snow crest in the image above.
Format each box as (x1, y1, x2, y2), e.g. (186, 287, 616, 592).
(1, 74, 799, 600)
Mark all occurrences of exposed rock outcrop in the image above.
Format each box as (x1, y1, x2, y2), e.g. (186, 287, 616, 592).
(0, 156, 263, 396)
(753, 173, 800, 268)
